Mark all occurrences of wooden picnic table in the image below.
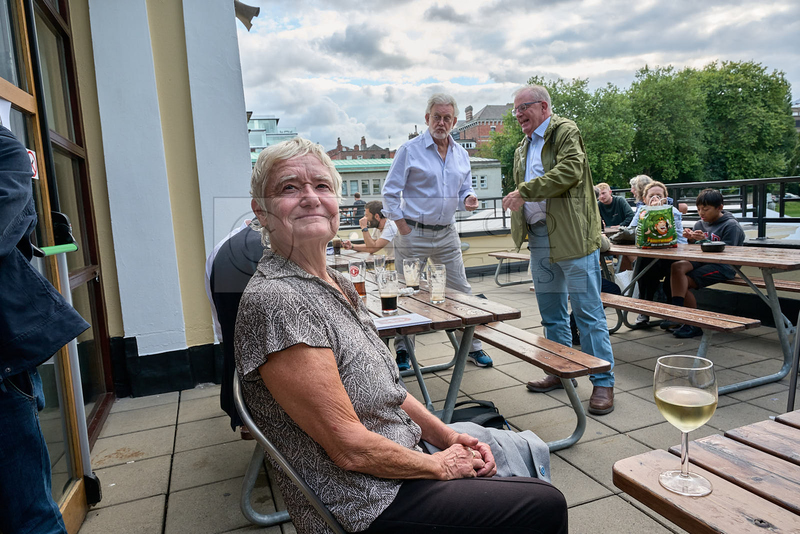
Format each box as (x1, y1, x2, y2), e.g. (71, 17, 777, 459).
(613, 409, 800, 534)
(608, 243, 800, 394)
(333, 250, 521, 423)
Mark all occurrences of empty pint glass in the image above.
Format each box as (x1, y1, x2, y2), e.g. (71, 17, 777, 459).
(349, 260, 366, 299)
(403, 258, 421, 292)
(372, 254, 385, 273)
(378, 270, 399, 315)
(429, 264, 446, 304)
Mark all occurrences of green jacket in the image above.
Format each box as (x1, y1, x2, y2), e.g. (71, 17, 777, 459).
(511, 114, 602, 263)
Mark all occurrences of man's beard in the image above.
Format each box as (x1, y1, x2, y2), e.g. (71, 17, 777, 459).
(430, 128, 449, 140)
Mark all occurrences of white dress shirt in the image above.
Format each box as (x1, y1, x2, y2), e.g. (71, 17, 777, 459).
(523, 116, 551, 225)
(382, 128, 475, 226)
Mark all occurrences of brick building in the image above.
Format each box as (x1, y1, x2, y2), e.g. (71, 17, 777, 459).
(327, 136, 395, 160)
(453, 103, 513, 155)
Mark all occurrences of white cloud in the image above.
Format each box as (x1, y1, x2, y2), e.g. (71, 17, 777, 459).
(238, 0, 800, 152)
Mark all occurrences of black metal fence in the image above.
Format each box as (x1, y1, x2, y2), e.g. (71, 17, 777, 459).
(338, 176, 800, 239)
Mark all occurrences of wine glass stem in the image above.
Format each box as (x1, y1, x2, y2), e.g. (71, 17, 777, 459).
(680, 431, 690, 478)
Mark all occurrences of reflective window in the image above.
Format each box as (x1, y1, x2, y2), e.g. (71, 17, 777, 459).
(52, 149, 88, 270)
(34, 9, 74, 140)
(361, 180, 369, 195)
(0, 0, 25, 89)
(350, 180, 357, 195)
(341, 181, 348, 196)
(372, 179, 380, 195)
(70, 281, 106, 418)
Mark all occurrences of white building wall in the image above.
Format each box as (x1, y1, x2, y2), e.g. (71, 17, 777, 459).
(87, 0, 186, 355)
(182, 0, 253, 256)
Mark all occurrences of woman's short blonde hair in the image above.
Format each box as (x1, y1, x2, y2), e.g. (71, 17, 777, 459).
(250, 137, 343, 234)
(629, 174, 653, 202)
(643, 180, 668, 203)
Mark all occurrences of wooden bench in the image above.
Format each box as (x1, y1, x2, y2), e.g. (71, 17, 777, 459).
(473, 321, 611, 452)
(600, 293, 761, 395)
(722, 275, 800, 293)
(488, 251, 532, 287)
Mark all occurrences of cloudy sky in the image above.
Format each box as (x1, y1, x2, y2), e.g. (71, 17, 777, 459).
(237, 0, 800, 153)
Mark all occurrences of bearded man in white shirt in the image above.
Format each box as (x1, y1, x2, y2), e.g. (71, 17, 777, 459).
(382, 93, 493, 369)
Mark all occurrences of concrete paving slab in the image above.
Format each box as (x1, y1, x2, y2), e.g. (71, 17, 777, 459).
(110, 391, 179, 414)
(618, 494, 691, 533)
(478, 383, 563, 417)
(634, 332, 702, 353)
(508, 405, 617, 445)
(568, 495, 675, 534)
(707, 401, 778, 433)
(730, 358, 788, 378)
(165, 475, 274, 534)
(718, 335, 781, 356)
(586, 392, 665, 434)
(549, 454, 612, 507)
(486, 360, 545, 384)
(92, 455, 170, 509)
(175, 415, 241, 453)
(170, 439, 256, 492)
(503, 315, 544, 330)
(746, 389, 791, 413)
(612, 362, 659, 392)
(99, 401, 178, 438)
(181, 383, 222, 401)
(178, 394, 227, 424)
(626, 421, 719, 451)
(79, 494, 165, 534)
(454, 366, 521, 395)
(726, 381, 788, 401)
(556, 433, 651, 491)
(542, 378, 593, 404)
(608, 339, 666, 364)
(715, 368, 759, 389)
(91, 426, 175, 469)
(479, 345, 525, 367)
(405, 375, 453, 403)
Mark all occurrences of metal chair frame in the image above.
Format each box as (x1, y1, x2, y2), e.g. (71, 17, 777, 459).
(233, 373, 347, 533)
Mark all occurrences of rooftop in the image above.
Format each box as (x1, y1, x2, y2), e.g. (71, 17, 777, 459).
(76, 273, 796, 534)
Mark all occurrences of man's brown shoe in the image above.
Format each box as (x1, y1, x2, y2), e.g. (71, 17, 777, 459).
(588, 386, 614, 415)
(527, 375, 578, 393)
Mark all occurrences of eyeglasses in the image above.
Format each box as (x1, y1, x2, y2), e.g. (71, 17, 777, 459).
(431, 114, 454, 124)
(513, 101, 543, 115)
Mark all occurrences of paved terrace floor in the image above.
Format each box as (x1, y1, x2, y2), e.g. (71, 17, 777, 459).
(78, 271, 798, 534)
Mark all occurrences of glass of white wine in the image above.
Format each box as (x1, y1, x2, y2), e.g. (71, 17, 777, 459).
(653, 355, 717, 497)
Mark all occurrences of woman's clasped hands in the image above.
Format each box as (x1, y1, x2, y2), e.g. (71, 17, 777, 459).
(433, 433, 497, 480)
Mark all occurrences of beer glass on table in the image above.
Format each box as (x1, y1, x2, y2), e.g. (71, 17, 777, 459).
(372, 254, 385, 273)
(653, 355, 717, 496)
(349, 260, 366, 300)
(332, 237, 342, 255)
(429, 264, 446, 304)
(403, 258, 421, 292)
(377, 270, 399, 315)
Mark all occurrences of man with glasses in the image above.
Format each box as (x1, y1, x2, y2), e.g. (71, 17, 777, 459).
(382, 93, 493, 369)
(502, 85, 615, 414)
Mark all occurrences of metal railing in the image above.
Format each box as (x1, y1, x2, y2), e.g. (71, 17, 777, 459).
(339, 176, 800, 239)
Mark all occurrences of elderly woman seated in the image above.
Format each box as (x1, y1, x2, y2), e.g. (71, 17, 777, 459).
(235, 138, 568, 534)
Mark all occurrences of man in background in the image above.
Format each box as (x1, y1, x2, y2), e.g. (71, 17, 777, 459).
(382, 93, 493, 368)
(596, 182, 634, 227)
(353, 191, 366, 219)
(343, 200, 397, 255)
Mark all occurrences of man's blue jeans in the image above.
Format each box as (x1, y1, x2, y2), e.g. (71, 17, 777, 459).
(0, 369, 67, 534)
(529, 229, 615, 387)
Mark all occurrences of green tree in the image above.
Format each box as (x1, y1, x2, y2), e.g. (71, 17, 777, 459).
(580, 84, 635, 188)
(698, 61, 797, 181)
(481, 109, 523, 193)
(628, 66, 707, 183)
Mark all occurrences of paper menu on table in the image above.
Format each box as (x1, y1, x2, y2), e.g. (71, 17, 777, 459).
(373, 313, 432, 331)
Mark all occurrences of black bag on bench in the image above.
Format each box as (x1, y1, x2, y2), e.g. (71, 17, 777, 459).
(450, 400, 510, 430)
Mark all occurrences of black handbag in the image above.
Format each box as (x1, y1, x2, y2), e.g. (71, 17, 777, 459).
(449, 400, 510, 430)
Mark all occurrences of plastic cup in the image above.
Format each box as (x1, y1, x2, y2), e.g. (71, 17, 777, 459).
(429, 264, 446, 304)
(377, 270, 399, 315)
(349, 260, 366, 298)
(403, 258, 421, 292)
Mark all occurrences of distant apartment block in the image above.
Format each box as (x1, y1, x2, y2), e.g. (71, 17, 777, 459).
(328, 136, 395, 160)
(248, 115, 298, 167)
(453, 103, 513, 155)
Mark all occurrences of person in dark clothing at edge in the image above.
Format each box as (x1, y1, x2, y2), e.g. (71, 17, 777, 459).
(666, 188, 746, 339)
(596, 182, 634, 227)
(0, 125, 90, 534)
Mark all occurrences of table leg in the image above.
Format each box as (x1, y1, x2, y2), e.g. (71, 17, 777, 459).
(493, 257, 533, 287)
(717, 268, 793, 394)
(402, 335, 434, 412)
(439, 326, 476, 424)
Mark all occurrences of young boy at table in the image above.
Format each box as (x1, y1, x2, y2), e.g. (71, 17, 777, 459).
(668, 188, 746, 338)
